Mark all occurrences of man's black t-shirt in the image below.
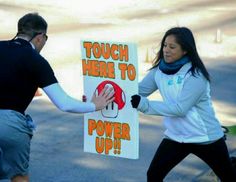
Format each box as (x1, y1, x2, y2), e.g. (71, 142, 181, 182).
(0, 38, 58, 114)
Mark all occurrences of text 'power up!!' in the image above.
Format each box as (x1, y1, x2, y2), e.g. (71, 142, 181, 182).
(88, 119, 131, 155)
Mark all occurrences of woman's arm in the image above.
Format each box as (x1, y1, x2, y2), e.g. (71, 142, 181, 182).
(139, 68, 158, 97)
(137, 75, 207, 117)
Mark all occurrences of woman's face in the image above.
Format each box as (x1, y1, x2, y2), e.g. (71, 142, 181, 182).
(163, 35, 187, 63)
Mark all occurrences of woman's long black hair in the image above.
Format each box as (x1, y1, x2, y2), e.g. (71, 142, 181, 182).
(151, 27, 210, 81)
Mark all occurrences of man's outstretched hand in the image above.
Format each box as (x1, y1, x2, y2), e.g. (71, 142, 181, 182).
(91, 86, 114, 111)
(131, 95, 141, 108)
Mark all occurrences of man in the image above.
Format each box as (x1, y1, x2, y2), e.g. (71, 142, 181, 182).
(0, 13, 114, 182)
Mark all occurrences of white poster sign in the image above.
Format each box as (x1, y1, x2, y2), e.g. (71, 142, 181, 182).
(81, 40, 139, 159)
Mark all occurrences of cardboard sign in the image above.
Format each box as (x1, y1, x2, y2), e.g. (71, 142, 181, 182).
(81, 40, 139, 159)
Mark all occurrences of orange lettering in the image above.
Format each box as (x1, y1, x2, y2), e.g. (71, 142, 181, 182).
(101, 43, 110, 59)
(82, 60, 115, 78)
(107, 62, 115, 78)
(119, 45, 128, 61)
(93, 42, 101, 59)
(105, 121, 113, 138)
(105, 138, 113, 154)
(96, 137, 104, 153)
(122, 123, 130, 140)
(91, 60, 100, 76)
(118, 63, 127, 80)
(99, 61, 107, 77)
(82, 59, 90, 76)
(118, 63, 136, 81)
(88, 119, 96, 135)
(83, 42, 93, 58)
(96, 120, 105, 136)
(111, 44, 119, 60)
(113, 122, 121, 139)
(88, 119, 131, 155)
(84, 42, 129, 62)
(127, 64, 136, 81)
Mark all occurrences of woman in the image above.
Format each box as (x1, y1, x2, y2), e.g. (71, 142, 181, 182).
(131, 27, 236, 182)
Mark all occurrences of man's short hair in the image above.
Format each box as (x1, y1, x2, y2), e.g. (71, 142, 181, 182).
(17, 13, 47, 37)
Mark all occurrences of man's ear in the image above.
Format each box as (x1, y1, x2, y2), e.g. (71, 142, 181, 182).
(35, 34, 42, 43)
(184, 50, 187, 55)
(30, 36, 37, 45)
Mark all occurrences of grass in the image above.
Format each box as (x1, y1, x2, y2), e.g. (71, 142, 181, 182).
(227, 125, 236, 135)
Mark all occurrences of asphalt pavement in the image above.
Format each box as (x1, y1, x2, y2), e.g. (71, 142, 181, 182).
(29, 58, 236, 182)
(1, 58, 236, 182)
